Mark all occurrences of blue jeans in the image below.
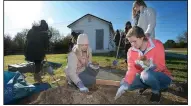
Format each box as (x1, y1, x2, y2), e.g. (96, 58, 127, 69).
(126, 69, 172, 94)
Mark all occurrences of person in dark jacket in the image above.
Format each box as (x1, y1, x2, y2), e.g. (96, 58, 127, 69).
(124, 21, 132, 63)
(69, 31, 80, 52)
(114, 30, 120, 47)
(69, 38, 74, 52)
(25, 20, 52, 83)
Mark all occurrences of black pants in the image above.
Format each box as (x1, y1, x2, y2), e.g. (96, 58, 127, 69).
(125, 44, 131, 63)
(34, 60, 43, 74)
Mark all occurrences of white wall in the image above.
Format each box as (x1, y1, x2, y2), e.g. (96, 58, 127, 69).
(70, 15, 112, 53)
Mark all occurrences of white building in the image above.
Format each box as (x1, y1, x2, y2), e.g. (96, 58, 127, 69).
(67, 14, 115, 53)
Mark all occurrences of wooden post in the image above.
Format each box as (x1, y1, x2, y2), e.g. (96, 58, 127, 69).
(96, 79, 120, 86)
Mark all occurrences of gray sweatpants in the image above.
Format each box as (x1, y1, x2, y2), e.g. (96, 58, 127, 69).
(79, 66, 99, 87)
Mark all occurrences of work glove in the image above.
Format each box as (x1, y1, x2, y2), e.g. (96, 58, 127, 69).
(77, 81, 89, 93)
(120, 78, 125, 86)
(115, 79, 129, 100)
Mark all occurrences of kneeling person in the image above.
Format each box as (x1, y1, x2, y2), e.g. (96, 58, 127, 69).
(64, 34, 99, 92)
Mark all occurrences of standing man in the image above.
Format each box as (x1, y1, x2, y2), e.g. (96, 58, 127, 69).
(114, 30, 121, 48)
(25, 20, 52, 83)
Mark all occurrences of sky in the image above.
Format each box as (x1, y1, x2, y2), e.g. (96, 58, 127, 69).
(4, 1, 187, 43)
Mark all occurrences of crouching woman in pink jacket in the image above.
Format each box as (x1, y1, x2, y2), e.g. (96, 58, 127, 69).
(115, 26, 172, 103)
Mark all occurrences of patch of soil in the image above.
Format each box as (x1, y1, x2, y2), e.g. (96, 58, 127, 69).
(19, 83, 187, 105)
(18, 67, 187, 105)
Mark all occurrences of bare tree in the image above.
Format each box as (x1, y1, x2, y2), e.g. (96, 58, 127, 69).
(4, 34, 13, 55)
(177, 31, 187, 43)
(49, 27, 61, 43)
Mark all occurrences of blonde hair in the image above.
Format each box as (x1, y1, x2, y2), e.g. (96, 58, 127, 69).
(72, 45, 90, 59)
(132, 0, 147, 19)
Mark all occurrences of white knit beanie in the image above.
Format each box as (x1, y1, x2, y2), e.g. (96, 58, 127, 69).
(77, 34, 89, 44)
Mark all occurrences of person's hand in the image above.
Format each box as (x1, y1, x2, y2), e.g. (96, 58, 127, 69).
(77, 81, 89, 93)
(79, 86, 89, 93)
(132, 8, 137, 18)
(120, 78, 125, 86)
(115, 79, 129, 100)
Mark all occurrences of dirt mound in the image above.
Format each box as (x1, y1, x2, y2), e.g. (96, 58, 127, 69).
(19, 84, 187, 105)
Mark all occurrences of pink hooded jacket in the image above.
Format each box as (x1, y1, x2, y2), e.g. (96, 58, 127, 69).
(125, 38, 172, 84)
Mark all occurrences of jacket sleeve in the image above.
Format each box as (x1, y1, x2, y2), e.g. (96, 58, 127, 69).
(41, 31, 49, 50)
(145, 8, 156, 34)
(124, 49, 140, 85)
(66, 52, 81, 85)
(24, 30, 31, 55)
(154, 41, 167, 72)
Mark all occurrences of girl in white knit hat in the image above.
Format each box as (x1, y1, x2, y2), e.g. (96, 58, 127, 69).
(64, 34, 99, 92)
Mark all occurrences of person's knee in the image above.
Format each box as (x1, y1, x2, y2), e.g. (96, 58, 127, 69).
(79, 74, 96, 87)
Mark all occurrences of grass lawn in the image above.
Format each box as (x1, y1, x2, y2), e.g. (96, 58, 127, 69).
(4, 53, 187, 87)
(167, 48, 187, 51)
(166, 48, 187, 55)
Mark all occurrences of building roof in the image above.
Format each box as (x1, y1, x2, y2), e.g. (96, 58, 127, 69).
(67, 14, 115, 34)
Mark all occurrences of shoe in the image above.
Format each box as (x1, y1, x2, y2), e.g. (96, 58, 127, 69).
(150, 92, 161, 103)
(138, 88, 147, 95)
(34, 73, 43, 83)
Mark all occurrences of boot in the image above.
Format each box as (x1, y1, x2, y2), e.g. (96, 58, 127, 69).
(150, 92, 161, 103)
